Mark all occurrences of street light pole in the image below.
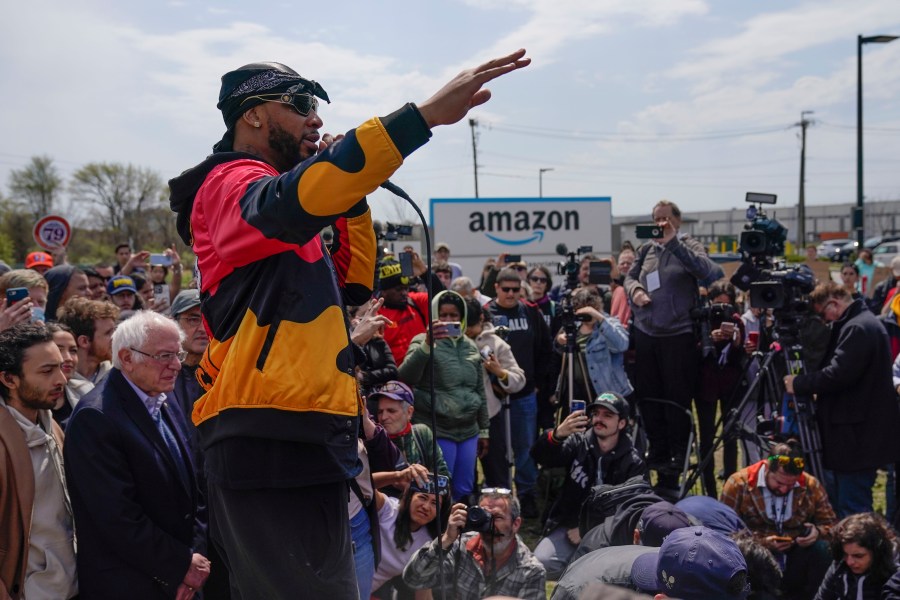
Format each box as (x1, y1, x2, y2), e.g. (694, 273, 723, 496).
(857, 34, 898, 245)
(539, 167, 554, 197)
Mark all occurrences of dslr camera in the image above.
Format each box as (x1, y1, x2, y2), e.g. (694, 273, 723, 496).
(464, 505, 495, 533)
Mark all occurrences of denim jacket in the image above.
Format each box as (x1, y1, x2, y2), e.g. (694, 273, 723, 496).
(557, 315, 633, 398)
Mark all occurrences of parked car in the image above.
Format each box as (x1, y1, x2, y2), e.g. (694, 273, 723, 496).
(816, 238, 852, 261)
(835, 240, 858, 262)
(864, 234, 900, 251)
(872, 240, 900, 265)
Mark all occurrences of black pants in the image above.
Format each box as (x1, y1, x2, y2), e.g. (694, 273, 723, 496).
(781, 540, 831, 600)
(208, 480, 357, 599)
(633, 329, 698, 483)
(481, 411, 513, 489)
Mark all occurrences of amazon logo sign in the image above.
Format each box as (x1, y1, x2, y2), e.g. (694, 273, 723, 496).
(468, 209, 579, 245)
(430, 197, 611, 257)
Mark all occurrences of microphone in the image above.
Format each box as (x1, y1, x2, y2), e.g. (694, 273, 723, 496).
(380, 180, 412, 202)
(556, 243, 568, 256)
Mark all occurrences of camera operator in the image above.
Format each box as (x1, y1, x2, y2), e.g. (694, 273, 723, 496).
(784, 281, 900, 517)
(624, 200, 717, 492)
(697, 279, 745, 497)
(402, 488, 545, 600)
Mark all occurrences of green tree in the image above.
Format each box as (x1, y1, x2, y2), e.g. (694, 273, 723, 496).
(70, 163, 166, 250)
(8, 155, 63, 220)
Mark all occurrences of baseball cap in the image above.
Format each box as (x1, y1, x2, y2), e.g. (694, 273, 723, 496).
(435, 242, 450, 252)
(370, 380, 414, 405)
(378, 259, 409, 290)
(25, 251, 54, 269)
(170, 289, 201, 317)
(637, 501, 692, 547)
(891, 256, 900, 277)
(107, 275, 137, 296)
(587, 391, 629, 419)
(631, 526, 750, 599)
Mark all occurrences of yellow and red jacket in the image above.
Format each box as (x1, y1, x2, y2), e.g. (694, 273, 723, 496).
(169, 104, 431, 483)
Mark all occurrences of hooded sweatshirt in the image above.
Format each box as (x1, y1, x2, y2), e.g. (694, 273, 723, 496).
(398, 290, 489, 441)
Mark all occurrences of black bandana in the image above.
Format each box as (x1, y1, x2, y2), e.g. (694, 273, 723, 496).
(213, 61, 330, 153)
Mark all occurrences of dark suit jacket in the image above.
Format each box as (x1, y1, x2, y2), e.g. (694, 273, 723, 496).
(64, 368, 207, 599)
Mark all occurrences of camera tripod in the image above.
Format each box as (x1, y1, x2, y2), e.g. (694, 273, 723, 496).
(681, 331, 825, 498)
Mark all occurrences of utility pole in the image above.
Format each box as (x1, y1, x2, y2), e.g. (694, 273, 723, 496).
(539, 167, 554, 197)
(796, 110, 814, 247)
(468, 118, 479, 198)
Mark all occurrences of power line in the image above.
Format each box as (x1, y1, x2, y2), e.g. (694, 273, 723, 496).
(485, 122, 791, 143)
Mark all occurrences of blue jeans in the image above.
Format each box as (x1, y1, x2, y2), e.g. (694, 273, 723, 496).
(510, 392, 539, 496)
(825, 468, 877, 518)
(438, 435, 479, 501)
(350, 508, 373, 600)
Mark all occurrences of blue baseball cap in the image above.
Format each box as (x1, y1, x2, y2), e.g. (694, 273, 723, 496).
(107, 275, 137, 296)
(631, 526, 750, 599)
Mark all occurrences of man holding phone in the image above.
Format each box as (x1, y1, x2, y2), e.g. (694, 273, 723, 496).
(721, 442, 836, 599)
(530, 392, 646, 578)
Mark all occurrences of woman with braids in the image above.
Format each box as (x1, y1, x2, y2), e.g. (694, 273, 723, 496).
(371, 479, 452, 599)
(814, 512, 898, 600)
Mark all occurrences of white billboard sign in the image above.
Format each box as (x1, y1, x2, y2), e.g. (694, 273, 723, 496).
(429, 197, 612, 279)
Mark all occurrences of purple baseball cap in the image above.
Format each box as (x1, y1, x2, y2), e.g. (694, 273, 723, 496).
(369, 380, 414, 405)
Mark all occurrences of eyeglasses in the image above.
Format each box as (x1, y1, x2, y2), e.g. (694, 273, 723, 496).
(480, 487, 513, 497)
(177, 315, 203, 327)
(529, 276, 549, 284)
(768, 455, 804, 471)
(513, 266, 528, 272)
(500, 286, 521, 294)
(816, 299, 837, 318)
(240, 84, 319, 117)
(130, 348, 187, 364)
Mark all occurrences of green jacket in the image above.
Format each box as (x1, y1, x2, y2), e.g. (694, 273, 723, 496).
(399, 291, 488, 442)
(394, 423, 450, 477)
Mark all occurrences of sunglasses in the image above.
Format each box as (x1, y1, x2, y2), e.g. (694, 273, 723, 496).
(528, 276, 549, 284)
(513, 266, 528, 272)
(768, 455, 804, 471)
(500, 286, 521, 293)
(480, 487, 513, 497)
(240, 84, 319, 117)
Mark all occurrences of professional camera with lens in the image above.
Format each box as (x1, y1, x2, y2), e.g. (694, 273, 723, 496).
(555, 243, 594, 291)
(738, 193, 787, 258)
(464, 505, 495, 533)
(730, 193, 812, 311)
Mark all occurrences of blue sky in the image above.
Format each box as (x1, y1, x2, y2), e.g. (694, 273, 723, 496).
(1, 0, 898, 226)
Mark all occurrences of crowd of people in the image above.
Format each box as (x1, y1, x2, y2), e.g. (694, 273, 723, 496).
(5, 51, 900, 600)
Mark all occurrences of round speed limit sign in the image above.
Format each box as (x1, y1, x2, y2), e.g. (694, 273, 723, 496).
(33, 215, 72, 250)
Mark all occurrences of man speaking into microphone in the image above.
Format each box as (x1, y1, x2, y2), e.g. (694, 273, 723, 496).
(169, 52, 530, 597)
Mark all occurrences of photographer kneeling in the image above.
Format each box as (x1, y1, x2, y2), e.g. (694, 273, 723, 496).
(402, 488, 546, 600)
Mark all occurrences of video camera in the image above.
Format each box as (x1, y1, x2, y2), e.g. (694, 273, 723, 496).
(729, 193, 814, 339)
(373, 221, 413, 241)
(555, 244, 611, 292)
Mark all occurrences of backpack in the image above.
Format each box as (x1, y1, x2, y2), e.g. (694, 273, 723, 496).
(577, 475, 654, 536)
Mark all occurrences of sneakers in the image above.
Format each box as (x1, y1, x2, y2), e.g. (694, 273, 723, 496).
(519, 493, 539, 519)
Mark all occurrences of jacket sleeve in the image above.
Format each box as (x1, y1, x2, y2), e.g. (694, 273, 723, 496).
(531, 430, 578, 468)
(669, 236, 717, 281)
(598, 316, 629, 353)
(198, 105, 430, 268)
(329, 208, 377, 306)
(496, 339, 526, 395)
(475, 356, 489, 433)
(398, 335, 430, 385)
(515, 565, 549, 600)
(624, 245, 649, 300)
(63, 408, 192, 591)
(812, 561, 840, 600)
(402, 537, 459, 590)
